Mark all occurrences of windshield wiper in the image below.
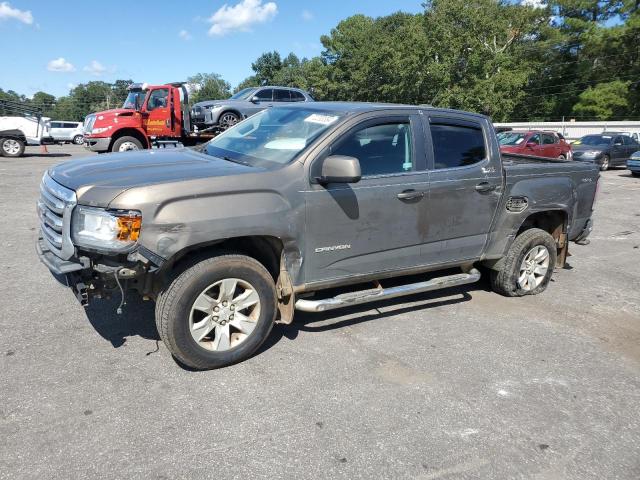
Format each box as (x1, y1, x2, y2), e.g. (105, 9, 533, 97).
(222, 155, 249, 166)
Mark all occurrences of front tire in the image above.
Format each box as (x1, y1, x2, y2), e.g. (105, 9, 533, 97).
(600, 155, 610, 171)
(490, 228, 557, 297)
(1, 137, 25, 157)
(218, 112, 240, 130)
(156, 254, 277, 370)
(73, 135, 84, 145)
(111, 136, 143, 153)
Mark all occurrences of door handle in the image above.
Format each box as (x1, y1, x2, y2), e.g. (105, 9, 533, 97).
(397, 189, 424, 200)
(475, 182, 496, 192)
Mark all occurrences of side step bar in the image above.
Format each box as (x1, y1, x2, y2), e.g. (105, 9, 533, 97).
(295, 268, 481, 313)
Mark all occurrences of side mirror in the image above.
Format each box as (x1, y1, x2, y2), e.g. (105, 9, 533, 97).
(250, 96, 260, 104)
(316, 155, 361, 184)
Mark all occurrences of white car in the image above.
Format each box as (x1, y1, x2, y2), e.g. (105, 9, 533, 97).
(50, 121, 84, 145)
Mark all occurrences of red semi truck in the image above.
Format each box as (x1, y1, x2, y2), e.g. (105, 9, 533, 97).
(83, 82, 215, 153)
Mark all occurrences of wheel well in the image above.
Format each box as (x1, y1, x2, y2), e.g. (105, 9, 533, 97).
(110, 128, 149, 149)
(517, 210, 567, 242)
(165, 236, 284, 281)
(219, 109, 242, 121)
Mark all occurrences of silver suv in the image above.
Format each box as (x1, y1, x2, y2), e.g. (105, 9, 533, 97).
(50, 121, 84, 145)
(191, 86, 314, 130)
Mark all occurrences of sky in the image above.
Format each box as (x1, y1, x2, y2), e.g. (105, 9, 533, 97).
(0, 0, 424, 98)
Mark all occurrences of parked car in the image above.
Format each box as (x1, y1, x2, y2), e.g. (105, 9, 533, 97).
(572, 133, 640, 171)
(190, 86, 314, 130)
(50, 121, 84, 145)
(497, 130, 572, 159)
(602, 130, 640, 143)
(37, 102, 598, 370)
(627, 151, 640, 177)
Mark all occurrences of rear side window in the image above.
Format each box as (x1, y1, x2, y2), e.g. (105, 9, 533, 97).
(332, 121, 413, 176)
(64, 122, 78, 128)
(50, 122, 61, 128)
(430, 122, 486, 169)
(542, 134, 557, 144)
(274, 89, 291, 102)
(291, 91, 306, 102)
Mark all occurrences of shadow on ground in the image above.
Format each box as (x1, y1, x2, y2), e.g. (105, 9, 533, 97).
(80, 279, 490, 367)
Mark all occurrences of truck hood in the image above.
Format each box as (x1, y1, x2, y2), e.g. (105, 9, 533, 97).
(49, 148, 261, 206)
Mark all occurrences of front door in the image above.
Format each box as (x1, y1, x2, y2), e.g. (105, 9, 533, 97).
(303, 114, 429, 283)
(143, 88, 173, 137)
(422, 115, 502, 265)
(246, 88, 273, 116)
(541, 133, 560, 158)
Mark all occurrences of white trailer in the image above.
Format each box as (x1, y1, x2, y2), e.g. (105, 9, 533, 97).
(0, 101, 53, 157)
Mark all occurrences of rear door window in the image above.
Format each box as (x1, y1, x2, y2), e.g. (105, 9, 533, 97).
(542, 134, 556, 144)
(274, 89, 291, 102)
(291, 91, 306, 102)
(429, 121, 486, 169)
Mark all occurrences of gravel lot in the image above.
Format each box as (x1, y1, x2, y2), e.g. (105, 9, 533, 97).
(1, 144, 639, 479)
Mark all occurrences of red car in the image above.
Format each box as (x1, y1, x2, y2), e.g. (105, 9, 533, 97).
(497, 130, 572, 160)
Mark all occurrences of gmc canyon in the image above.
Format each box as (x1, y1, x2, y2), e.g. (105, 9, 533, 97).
(37, 103, 598, 369)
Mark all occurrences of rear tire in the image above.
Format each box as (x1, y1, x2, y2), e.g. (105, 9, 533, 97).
(557, 154, 566, 160)
(490, 228, 557, 297)
(0, 137, 25, 157)
(73, 135, 84, 145)
(156, 254, 277, 370)
(111, 136, 143, 153)
(600, 155, 610, 171)
(632, 172, 640, 177)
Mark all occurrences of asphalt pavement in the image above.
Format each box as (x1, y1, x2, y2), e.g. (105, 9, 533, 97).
(1, 144, 639, 479)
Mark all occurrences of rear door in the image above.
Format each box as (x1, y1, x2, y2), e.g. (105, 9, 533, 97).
(303, 112, 429, 282)
(623, 135, 639, 160)
(542, 133, 560, 158)
(422, 114, 502, 264)
(611, 136, 625, 165)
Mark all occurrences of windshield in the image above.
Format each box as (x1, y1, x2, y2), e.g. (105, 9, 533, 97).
(205, 107, 344, 167)
(122, 91, 145, 109)
(229, 88, 258, 100)
(497, 132, 527, 146)
(578, 135, 611, 146)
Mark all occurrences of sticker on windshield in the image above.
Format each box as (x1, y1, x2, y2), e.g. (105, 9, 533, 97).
(304, 114, 339, 126)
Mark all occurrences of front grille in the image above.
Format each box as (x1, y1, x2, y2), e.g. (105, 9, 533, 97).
(83, 114, 96, 135)
(37, 173, 77, 260)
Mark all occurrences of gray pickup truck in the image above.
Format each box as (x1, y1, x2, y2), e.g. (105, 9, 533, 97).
(37, 103, 598, 369)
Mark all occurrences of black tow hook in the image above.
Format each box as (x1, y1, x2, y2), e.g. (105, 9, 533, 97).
(73, 281, 89, 307)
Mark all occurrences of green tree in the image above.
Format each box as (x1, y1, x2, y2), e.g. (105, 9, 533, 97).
(572, 80, 631, 119)
(251, 51, 283, 84)
(187, 73, 231, 103)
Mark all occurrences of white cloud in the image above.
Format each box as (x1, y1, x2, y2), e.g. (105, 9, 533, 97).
(47, 57, 75, 72)
(301, 10, 313, 21)
(67, 83, 76, 90)
(208, 0, 277, 36)
(178, 29, 192, 40)
(521, 0, 546, 8)
(0, 2, 33, 24)
(83, 60, 107, 76)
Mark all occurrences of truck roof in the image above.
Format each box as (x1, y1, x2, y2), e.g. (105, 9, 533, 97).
(277, 101, 490, 120)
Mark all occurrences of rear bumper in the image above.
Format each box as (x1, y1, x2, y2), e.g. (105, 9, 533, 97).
(84, 136, 111, 152)
(627, 160, 640, 172)
(574, 218, 593, 245)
